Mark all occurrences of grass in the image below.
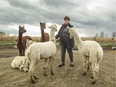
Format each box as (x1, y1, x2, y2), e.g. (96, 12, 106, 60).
(0, 41, 16, 45)
(99, 42, 113, 46)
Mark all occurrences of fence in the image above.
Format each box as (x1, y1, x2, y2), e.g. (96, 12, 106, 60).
(0, 36, 116, 50)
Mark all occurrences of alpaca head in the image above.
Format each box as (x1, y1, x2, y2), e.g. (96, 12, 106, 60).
(48, 24, 57, 32)
(21, 58, 29, 72)
(19, 25, 26, 34)
(68, 28, 76, 39)
(40, 22, 46, 30)
(26, 39, 33, 48)
(48, 24, 57, 41)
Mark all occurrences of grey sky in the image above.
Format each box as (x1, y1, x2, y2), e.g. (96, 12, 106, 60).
(0, 0, 115, 37)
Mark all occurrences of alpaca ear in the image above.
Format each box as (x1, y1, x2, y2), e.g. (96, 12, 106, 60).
(23, 25, 25, 27)
(40, 22, 42, 25)
(19, 25, 21, 28)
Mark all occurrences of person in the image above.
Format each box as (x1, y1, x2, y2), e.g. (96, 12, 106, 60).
(56, 16, 74, 67)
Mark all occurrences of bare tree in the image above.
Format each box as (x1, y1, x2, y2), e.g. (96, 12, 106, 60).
(100, 31, 104, 38)
(112, 32, 116, 38)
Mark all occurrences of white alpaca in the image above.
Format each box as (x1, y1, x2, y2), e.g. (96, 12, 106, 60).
(25, 24, 57, 83)
(69, 28, 103, 84)
(11, 40, 31, 72)
(11, 56, 29, 72)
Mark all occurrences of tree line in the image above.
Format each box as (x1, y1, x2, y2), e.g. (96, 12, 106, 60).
(95, 31, 116, 38)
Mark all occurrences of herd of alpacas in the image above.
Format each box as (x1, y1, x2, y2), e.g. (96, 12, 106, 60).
(11, 23, 103, 84)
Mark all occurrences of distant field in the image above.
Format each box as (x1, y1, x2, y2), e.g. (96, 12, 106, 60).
(0, 36, 116, 46)
(0, 36, 40, 45)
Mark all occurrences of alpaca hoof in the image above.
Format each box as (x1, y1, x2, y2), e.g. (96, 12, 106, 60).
(91, 80, 97, 84)
(30, 75, 36, 84)
(51, 71, 54, 75)
(51, 73, 54, 75)
(82, 72, 86, 76)
(34, 75, 38, 79)
(31, 80, 36, 84)
(87, 67, 90, 70)
(51, 72, 54, 75)
(91, 76, 94, 79)
(44, 74, 48, 76)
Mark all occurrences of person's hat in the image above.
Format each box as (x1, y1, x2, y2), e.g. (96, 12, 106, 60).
(64, 16, 70, 21)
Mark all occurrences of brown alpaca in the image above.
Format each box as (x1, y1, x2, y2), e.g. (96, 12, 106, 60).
(40, 22, 49, 42)
(17, 26, 32, 56)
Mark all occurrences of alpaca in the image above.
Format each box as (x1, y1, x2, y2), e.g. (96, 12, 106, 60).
(11, 56, 29, 72)
(25, 24, 57, 83)
(17, 26, 26, 56)
(69, 28, 103, 84)
(17, 25, 32, 56)
(40, 22, 49, 42)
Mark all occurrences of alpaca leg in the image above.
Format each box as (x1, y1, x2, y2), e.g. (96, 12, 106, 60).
(21, 49, 23, 56)
(87, 57, 90, 70)
(91, 63, 95, 79)
(29, 60, 38, 83)
(82, 57, 87, 76)
(44, 58, 48, 76)
(91, 63, 98, 84)
(22, 48, 25, 56)
(91, 57, 101, 84)
(19, 48, 22, 56)
(29, 63, 35, 83)
(91, 64, 99, 84)
(93, 70, 99, 84)
(91, 70, 97, 84)
(96, 63, 99, 79)
(88, 62, 92, 71)
(49, 57, 54, 75)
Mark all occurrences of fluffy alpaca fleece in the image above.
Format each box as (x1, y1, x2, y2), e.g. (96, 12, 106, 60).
(26, 40, 35, 48)
(69, 28, 103, 84)
(11, 56, 29, 72)
(25, 24, 57, 83)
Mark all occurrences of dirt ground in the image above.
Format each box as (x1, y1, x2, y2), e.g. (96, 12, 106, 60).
(0, 48, 116, 87)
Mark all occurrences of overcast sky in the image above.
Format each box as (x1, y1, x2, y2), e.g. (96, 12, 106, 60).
(0, 0, 115, 37)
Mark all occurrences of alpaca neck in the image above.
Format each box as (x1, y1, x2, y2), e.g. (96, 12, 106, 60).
(41, 28, 45, 41)
(50, 29, 55, 39)
(50, 29, 56, 42)
(73, 32, 82, 46)
(18, 32, 22, 43)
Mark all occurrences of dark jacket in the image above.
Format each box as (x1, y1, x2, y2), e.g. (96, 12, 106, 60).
(56, 23, 74, 48)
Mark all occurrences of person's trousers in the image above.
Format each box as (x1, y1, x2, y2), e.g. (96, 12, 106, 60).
(61, 41, 73, 64)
